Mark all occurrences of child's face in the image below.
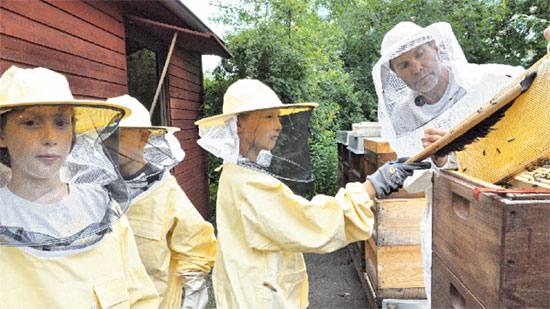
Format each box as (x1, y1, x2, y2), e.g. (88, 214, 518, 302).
(0, 106, 73, 180)
(238, 109, 282, 160)
(118, 128, 149, 170)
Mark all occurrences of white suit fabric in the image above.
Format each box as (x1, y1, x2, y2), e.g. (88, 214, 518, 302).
(213, 163, 374, 308)
(125, 171, 216, 309)
(0, 216, 159, 308)
(372, 22, 524, 301)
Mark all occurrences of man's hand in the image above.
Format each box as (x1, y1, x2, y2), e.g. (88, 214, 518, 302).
(367, 157, 431, 197)
(545, 27, 550, 53)
(422, 128, 448, 167)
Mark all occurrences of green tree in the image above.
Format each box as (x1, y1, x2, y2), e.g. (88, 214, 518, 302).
(202, 0, 549, 205)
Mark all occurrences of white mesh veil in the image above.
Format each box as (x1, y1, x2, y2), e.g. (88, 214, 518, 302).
(372, 22, 471, 157)
(1, 104, 131, 250)
(0, 66, 132, 251)
(101, 95, 185, 199)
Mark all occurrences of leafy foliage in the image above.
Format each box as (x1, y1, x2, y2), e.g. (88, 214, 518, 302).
(202, 0, 549, 203)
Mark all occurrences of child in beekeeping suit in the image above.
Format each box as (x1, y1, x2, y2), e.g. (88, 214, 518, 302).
(0, 66, 159, 308)
(106, 95, 216, 309)
(195, 79, 431, 308)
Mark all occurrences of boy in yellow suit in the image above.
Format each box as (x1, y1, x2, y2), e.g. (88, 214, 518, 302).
(195, 79, 430, 308)
(0, 66, 159, 307)
(107, 95, 216, 309)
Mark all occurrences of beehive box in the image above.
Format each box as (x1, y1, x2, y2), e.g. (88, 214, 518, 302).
(363, 198, 427, 301)
(432, 169, 550, 308)
(346, 137, 427, 307)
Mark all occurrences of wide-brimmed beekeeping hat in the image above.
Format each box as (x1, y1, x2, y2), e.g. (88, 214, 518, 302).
(380, 21, 443, 62)
(195, 79, 317, 126)
(106, 94, 179, 134)
(0, 66, 131, 132)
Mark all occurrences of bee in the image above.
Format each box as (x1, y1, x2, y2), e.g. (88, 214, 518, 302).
(508, 138, 515, 143)
(496, 148, 501, 154)
(263, 282, 277, 292)
(482, 150, 486, 156)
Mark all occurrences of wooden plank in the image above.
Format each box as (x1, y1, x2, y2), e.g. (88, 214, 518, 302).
(509, 167, 550, 189)
(67, 73, 127, 99)
(2, 0, 124, 52)
(375, 198, 425, 246)
(364, 137, 394, 154)
(432, 170, 503, 307)
(431, 253, 484, 308)
(170, 120, 200, 131)
(169, 74, 202, 93)
(171, 51, 201, 75)
(0, 34, 127, 85)
(173, 128, 199, 141)
(348, 242, 379, 309)
(82, 0, 123, 23)
(45, 0, 123, 35)
(169, 86, 201, 103)
(170, 98, 201, 111)
(170, 109, 199, 121)
(169, 64, 201, 86)
(364, 238, 378, 288)
(377, 244, 424, 289)
(501, 203, 550, 308)
(0, 8, 126, 69)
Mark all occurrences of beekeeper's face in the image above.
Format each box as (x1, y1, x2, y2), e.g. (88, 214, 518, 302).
(390, 41, 444, 94)
(0, 106, 73, 180)
(237, 109, 282, 161)
(118, 128, 149, 171)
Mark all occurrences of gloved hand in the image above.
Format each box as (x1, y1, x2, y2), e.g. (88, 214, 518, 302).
(367, 157, 431, 197)
(181, 272, 208, 309)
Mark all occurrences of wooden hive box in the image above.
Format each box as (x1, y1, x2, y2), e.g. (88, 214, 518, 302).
(348, 137, 427, 307)
(432, 169, 550, 308)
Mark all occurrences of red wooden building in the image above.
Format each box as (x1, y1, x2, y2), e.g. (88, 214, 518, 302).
(0, 0, 232, 219)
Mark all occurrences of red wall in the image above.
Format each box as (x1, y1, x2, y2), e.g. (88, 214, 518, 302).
(0, 0, 211, 219)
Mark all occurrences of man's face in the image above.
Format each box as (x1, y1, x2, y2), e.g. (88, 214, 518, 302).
(0, 106, 73, 181)
(238, 109, 282, 159)
(390, 42, 443, 93)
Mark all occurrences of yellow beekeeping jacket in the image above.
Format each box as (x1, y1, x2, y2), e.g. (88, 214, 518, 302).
(126, 174, 216, 309)
(0, 216, 159, 308)
(213, 164, 374, 308)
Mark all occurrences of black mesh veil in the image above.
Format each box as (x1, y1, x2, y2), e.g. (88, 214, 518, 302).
(236, 108, 315, 196)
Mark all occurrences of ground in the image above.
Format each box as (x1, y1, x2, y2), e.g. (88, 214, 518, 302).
(204, 246, 370, 308)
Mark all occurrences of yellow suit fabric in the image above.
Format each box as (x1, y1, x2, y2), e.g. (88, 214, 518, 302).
(0, 216, 159, 308)
(126, 174, 216, 308)
(213, 164, 375, 308)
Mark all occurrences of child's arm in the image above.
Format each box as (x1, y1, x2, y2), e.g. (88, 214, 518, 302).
(238, 176, 374, 254)
(166, 182, 216, 309)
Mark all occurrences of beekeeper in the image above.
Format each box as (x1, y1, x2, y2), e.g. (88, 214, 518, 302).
(106, 95, 216, 309)
(372, 22, 526, 300)
(195, 79, 430, 308)
(0, 66, 159, 307)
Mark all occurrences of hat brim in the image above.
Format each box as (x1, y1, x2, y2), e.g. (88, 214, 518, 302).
(120, 125, 180, 134)
(195, 102, 318, 126)
(382, 22, 450, 62)
(0, 100, 131, 132)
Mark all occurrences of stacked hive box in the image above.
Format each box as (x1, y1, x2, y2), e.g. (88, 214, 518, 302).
(342, 136, 427, 308)
(432, 169, 550, 308)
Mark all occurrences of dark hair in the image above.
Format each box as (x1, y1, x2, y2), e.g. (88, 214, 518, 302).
(0, 108, 77, 167)
(0, 113, 9, 167)
(389, 40, 437, 72)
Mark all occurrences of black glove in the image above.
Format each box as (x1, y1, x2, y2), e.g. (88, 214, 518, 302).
(367, 157, 431, 197)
